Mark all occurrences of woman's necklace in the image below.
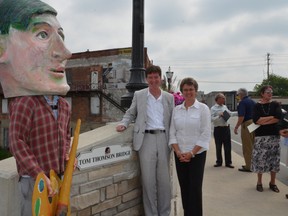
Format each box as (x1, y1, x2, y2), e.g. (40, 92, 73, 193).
(261, 102, 271, 115)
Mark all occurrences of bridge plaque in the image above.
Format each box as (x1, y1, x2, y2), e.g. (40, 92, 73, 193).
(77, 145, 132, 170)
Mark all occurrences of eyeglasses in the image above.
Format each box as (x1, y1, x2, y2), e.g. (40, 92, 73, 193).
(264, 90, 273, 94)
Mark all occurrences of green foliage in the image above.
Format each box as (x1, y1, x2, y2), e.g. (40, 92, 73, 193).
(0, 147, 12, 160)
(253, 74, 288, 96)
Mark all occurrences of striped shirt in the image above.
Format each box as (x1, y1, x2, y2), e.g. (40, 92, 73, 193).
(9, 96, 71, 179)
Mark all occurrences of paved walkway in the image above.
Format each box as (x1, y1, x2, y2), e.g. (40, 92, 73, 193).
(202, 139, 288, 216)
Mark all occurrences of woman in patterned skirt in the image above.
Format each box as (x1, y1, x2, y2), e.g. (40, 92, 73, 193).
(251, 85, 282, 193)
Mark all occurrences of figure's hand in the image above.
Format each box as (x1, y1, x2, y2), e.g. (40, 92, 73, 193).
(116, 125, 126, 132)
(73, 158, 78, 170)
(44, 174, 57, 197)
(234, 127, 238, 135)
(65, 154, 78, 170)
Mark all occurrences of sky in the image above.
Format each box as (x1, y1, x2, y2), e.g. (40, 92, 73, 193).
(44, 0, 288, 94)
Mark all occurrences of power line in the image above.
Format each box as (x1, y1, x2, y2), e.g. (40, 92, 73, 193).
(155, 53, 288, 70)
(157, 54, 287, 89)
(197, 81, 260, 84)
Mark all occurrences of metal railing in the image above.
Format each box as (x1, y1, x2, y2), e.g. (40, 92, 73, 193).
(68, 81, 126, 113)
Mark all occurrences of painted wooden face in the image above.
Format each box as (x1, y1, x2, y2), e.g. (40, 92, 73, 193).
(0, 13, 71, 97)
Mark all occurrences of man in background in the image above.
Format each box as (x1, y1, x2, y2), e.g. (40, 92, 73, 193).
(234, 88, 256, 172)
(211, 93, 237, 168)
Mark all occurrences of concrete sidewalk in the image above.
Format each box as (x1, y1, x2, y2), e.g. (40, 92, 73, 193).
(203, 139, 288, 216)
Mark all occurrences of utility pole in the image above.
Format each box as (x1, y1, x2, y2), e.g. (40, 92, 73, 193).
(267, 53, 270, 83)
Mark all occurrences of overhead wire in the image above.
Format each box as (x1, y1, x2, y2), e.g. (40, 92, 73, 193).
(155, 53, 288, 85)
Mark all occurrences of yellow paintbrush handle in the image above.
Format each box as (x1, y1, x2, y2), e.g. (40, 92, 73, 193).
(56, 119, 81, 216)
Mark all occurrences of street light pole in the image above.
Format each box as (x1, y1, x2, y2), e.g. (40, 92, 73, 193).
(166, 66, 174, 92)
(121, 0, 148, 108)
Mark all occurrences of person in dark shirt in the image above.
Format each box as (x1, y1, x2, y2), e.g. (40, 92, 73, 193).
(251, 86, 282, 193)
(278, 109, 288, 198)
(234, 88, 256, 172)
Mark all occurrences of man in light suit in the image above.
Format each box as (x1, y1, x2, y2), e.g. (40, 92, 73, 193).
(116, 65, 174, 216)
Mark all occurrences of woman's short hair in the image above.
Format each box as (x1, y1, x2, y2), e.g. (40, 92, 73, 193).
(259, 85, 272, 95)
(0, 0, 57, 35)
(180, 77, 198, 93)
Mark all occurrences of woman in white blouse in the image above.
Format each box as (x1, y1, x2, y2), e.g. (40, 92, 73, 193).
(169, 77, 211, 216)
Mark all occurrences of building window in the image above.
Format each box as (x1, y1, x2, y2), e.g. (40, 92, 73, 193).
(3, 128, 9, 149)
(91, 71, 99, 90)
(66, 71, 72, 85)
(2, 99, 8, 114)
(91, 96, 100, 114)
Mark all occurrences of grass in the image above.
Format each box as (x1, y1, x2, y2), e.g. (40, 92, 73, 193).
(0, 148, 12, 160)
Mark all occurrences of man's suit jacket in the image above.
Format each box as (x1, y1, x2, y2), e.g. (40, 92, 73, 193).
(120, 88, 174, 151)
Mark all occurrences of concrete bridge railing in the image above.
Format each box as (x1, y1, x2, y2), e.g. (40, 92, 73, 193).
(0, 123, 182, 216)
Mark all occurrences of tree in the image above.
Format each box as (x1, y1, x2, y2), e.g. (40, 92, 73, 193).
(253, 74, 288, 96)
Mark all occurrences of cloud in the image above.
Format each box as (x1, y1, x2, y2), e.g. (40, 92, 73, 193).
(43, 0, 288, 93)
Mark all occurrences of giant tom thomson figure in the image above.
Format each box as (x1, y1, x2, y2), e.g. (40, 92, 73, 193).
(0, 0, 75, 215)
